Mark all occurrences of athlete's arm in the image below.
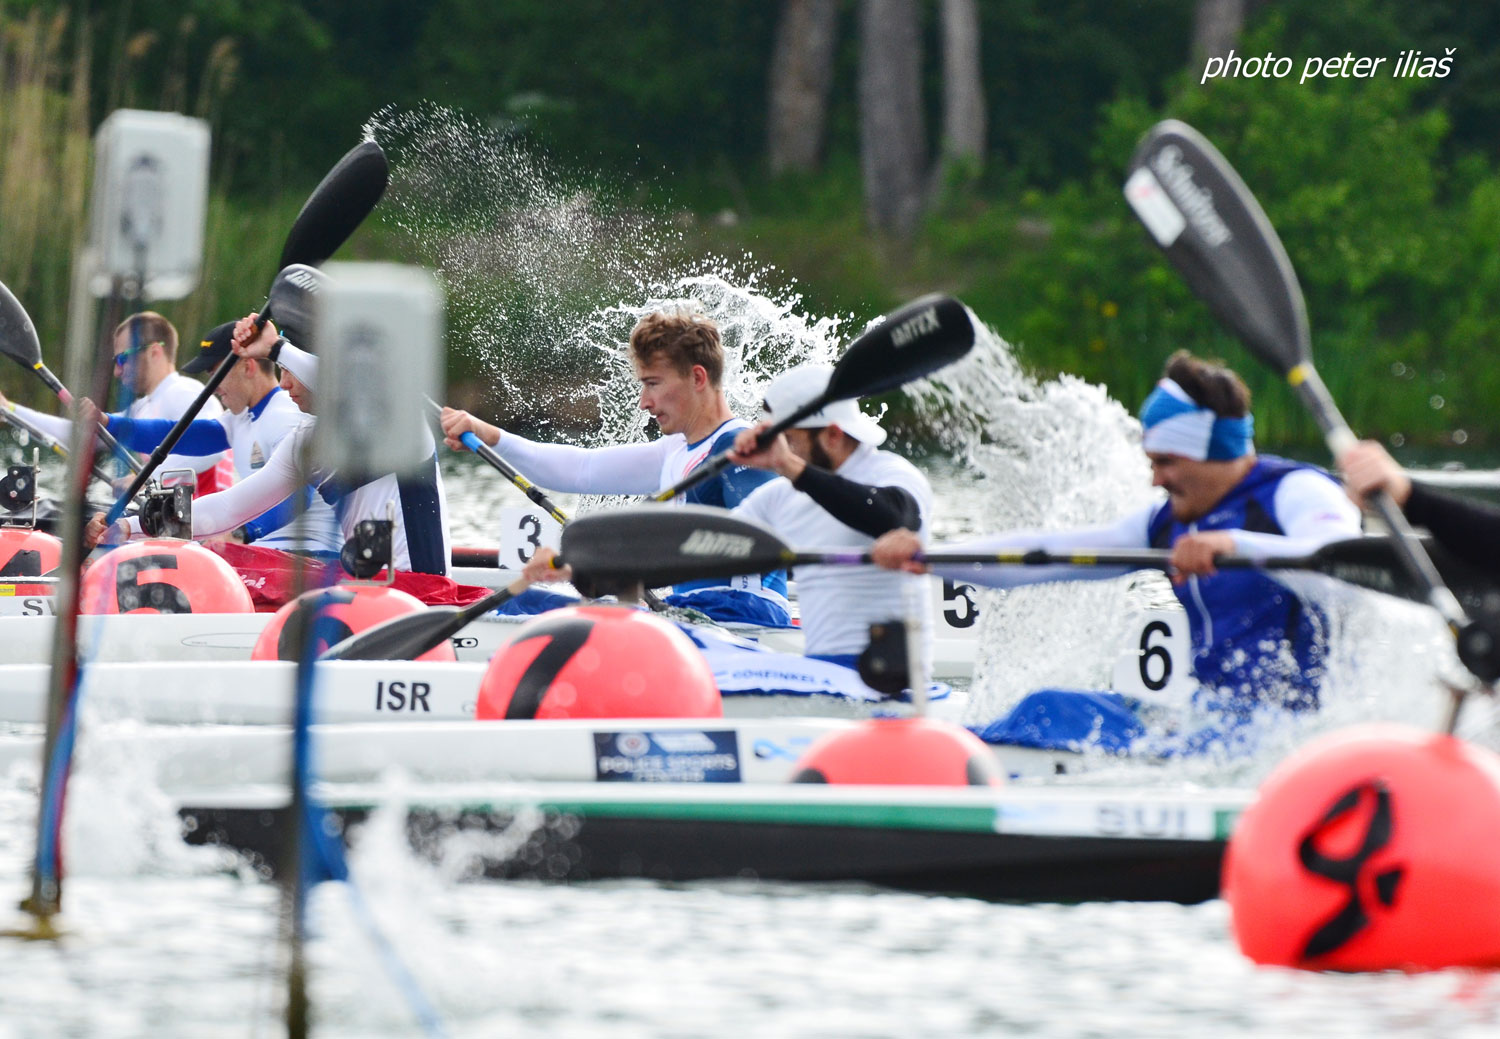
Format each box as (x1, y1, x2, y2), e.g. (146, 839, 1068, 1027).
(120, 427, 303, 539)
(1404, 482, 1500, 577)
(105, 415, 231, 455)
(1227, 469, 1363, 559)
(488, 431, 670, 495)
(789, 465, 921, 538)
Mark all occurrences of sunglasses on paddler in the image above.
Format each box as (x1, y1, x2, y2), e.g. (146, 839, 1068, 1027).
(113, 340, 162, 367)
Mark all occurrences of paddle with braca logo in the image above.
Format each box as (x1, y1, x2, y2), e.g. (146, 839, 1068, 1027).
(550, 504, 1492, 607)
(103, 140, 389, 527)
(1123, 120, 1498, 704)
(0, 278, 140, 475)
(650, 294, 975, 503)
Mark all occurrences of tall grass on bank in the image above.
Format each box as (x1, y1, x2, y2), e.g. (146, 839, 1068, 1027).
(0, 9, 314, 411)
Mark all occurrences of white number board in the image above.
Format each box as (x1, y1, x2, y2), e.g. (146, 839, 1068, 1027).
(498, 506, 563, 570)
(0, 587, 56, 616)
(1112, 608, 1192, 704)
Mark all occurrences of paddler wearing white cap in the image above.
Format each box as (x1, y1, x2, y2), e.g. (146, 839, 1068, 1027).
(725, 362, 934, 667)
(872, 350, 1362, 718)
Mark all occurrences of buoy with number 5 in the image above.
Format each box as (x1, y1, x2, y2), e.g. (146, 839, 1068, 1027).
(80, 539, 253, 615)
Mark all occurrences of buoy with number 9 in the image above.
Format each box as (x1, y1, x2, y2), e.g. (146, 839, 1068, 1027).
(477, 604, 719, 720)
(252, 585, 457, 662)
(0, 527, 61, 577)
(1223, 723, 1500, 971)
(79, 539, 252, 615)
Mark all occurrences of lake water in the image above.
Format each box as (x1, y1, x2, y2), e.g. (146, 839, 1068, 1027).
(4, 444, 1500, 1038)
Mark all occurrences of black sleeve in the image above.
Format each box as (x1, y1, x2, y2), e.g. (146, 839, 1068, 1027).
(1404, 481, 1500, 577)
(790, 464, 921, 539)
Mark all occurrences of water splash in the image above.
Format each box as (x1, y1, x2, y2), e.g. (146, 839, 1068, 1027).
(366, 103, 847, 448)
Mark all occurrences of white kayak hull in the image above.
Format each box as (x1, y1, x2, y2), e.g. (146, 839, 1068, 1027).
(0, 609, 978, 678)
(0, 657, 971, 727)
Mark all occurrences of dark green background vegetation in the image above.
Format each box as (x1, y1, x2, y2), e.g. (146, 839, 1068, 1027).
(3, 0, 1498, 448)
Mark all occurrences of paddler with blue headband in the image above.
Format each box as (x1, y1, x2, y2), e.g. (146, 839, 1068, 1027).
(872, 350, 1362, 721)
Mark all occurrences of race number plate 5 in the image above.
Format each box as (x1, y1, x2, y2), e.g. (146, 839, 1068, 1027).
(499, 506, 562, 569)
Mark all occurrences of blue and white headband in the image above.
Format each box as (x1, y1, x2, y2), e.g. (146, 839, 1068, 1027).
(1139, 378, 1254, 461)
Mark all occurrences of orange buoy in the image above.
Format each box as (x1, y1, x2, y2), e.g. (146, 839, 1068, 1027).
(476, 604, 719, 720)
(0, 527, 61, 578)
(79, 539, 253, 615)
(252, 585, 456, 662)
(790, 717, 1004, 786)
(1224, 722, 1500, 971)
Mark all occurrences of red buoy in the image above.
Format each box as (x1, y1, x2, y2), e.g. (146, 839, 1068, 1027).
(252, 585, 457, 662)
(1224, 723, 1500, 971)
(790, 717, 1004, 786)
(79, 539, 253, 615)
(0, 527, 61, 577)
(476, 605, 719, 720)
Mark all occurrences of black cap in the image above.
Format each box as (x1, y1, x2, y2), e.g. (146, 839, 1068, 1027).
(181, 321, 237, 374)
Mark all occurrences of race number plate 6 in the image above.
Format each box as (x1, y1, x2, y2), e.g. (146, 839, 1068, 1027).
(1111, 608, 1192, 702)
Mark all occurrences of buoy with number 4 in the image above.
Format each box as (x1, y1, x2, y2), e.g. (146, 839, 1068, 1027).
(1223, 723, 1500, 971)
(0, 527, 61, 577)
(477, 604, 720, 720)
(80, 539, 253, 615)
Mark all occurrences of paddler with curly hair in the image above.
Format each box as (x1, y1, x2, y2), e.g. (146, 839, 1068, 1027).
(873, 350, 1362, 719)
(439, 308, 790, 627)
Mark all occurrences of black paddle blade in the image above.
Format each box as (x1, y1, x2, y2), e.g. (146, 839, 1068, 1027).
(1309, 535, 1497, 614)
(562, 504, 793, 588)
(827, 294, 974, 401)
(266, 264, 327, 350)
(1124, 121, 1309, 376)
(319, 604, 463, 661)
(0, 279, 42, 368)
(278, 140, 389, 270)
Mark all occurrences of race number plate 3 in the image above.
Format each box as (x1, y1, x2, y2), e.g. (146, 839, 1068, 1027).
(498, 505, 563, 570)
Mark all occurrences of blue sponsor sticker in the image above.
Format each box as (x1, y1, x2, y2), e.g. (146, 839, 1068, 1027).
(593, 730, 742, 783)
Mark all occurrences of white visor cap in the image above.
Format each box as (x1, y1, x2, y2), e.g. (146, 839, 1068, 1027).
(758, 363, 887, 446)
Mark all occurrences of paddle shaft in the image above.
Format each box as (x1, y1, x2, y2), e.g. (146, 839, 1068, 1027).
(319, 576, 529, 661)
(1286, 362, 1470, 630)
(650, 392, 829, 503)
(101, 318, 260, 525)
(0, 407, 115, 486)
(460, 431, 568, 525)
(29, 361, 142, 476)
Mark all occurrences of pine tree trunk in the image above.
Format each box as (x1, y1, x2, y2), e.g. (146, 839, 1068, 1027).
(939, 0, 984, 175)
(859, 0, 925, 237)
(767, 0, 838, 175)
(1192, 0, 1246, 64)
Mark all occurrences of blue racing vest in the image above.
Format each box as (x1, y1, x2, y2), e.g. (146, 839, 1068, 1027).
(1148, 456, 1335, 716)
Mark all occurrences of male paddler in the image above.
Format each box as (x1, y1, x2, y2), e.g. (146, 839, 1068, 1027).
(87, 314, 453, 577)
(1, 311, 234, 496)
(873, 350, 1362, 717)
(77, 321, 340, 555)
(725, 363, 933, 665)
(439, 308, 791, 626)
